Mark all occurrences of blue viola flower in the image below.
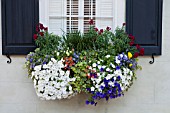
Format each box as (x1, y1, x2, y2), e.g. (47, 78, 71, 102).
(86, 88, 91, 92)
(105, 96, 109, 101)
(118, 93, 122, 97)
(116, 66, 120, 70)
(92, 96, 97, 100)
(100, 68, 104, 72)
(111, 77, 114, 82)
(43, 61, 46, 64)
(30, 58, 33, 63)
(108, 90, 112, 94)
(117, 76, 121, 81)
(100, 86, 105, 90)
(96, 92, 101, 96)
(91, 101, 95, 105)
(85, 100, 90, 105)
(118, 55, 122, 60)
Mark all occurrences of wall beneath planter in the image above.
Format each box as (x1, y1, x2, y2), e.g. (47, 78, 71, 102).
(0, 0, 170, 113)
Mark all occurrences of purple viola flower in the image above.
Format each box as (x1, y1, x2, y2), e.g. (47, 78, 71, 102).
(118, 55, 122, 60)
(111, 77, 114, 82)
(118, 93, 122, 97)
(86, 88, 91, 92)
(100, 68, 104, 72)
(117, 76, 121, 81)
(30, 58, 33, 63)
(110, 95, 114, 99)
(108, 90, 112, 94)
(91, 91, 95, 94)
(30, 63, 35, 69)
(116, 66, 120, 70)
(85, 100, 90, 105)
(100, 93, 106, 98)
(92, 96, 97, 100)
(43, 61, 46, 64)
(105, 96, 109, 101)
(73, 52, 79, 59)
(114, 82, 119, 86)
(96, 92, 101, 96)
(123, 55, 128, 61)
(100, 86, 105, 90)
(72, 58, 76, 61)
(91, 101, 95, 105)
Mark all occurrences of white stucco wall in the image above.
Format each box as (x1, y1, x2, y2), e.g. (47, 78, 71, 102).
(0, 0, 170, 113)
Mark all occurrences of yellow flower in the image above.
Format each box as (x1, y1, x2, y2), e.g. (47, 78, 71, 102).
(129, 63, 133, 67)
(128, 52, 132, 59)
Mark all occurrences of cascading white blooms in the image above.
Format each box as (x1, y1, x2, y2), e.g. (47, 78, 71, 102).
(31, 58, 77, 100)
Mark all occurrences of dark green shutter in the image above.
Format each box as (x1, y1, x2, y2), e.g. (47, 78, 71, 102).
(126, 0, 163, 55)
(2, 0, 39, 55)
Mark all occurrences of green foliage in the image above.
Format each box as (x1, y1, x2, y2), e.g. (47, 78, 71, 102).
(35, 32, 61, 55)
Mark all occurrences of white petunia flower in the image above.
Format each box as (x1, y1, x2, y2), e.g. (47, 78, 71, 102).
(110, 63, 115, 68)
(106, 68, 110, 72)
(91, 87, 95, 91)
(115, 56, 121, 64)
(32, 58, 77, 100)
(34, 65, 41, 71)
(92, 63, 97, 67)
(97, 61, 100, 64)
(105, 55, 111, 58)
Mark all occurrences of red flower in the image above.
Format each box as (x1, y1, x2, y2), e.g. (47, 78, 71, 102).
(123, 23, 126, 26)
(44, 27, 48, 31)
(39, 32, 44, 36)
(100, 29, 103, 33)
(129, 34, 135, 41)
(106, 26, 111, 31)
(89, 19, 94, 25)
(33, 34, 38, 40)
(95, 28, 98, 32)
(129, 41, 134, 46)
(139, 48, 145, 56)
(39, 23, 44, 30)
(133, 52, 139, 58)
(36, 26, 40, 32)
(98, 29, 104, 35)
(136, 44, 141, 50)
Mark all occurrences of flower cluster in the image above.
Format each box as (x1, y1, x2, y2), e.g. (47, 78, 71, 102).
(32, 58, 77, 100)
(81, 53, 137, 105)
(25, 20, 143, 105)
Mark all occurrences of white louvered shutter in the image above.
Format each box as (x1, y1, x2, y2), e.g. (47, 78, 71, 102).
(96, 0, 114, 30)
(66, 0, 79, 33)
(49, 0, 66, 35)
(84, 0, 96, 33)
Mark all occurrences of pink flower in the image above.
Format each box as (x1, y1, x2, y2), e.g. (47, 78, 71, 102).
(89, 19, 94, 25)
(106, 26, 111, 31)
(133, 52, 139, 58)
(39, 23, 44, 30)
(33, 34, 38, 40)
(123, 23, 126, 26)
(95, 28, 98, 32)
(44, 27, 48, 31)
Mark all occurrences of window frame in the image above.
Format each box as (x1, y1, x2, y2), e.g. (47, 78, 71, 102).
(39, 0, 125, 34)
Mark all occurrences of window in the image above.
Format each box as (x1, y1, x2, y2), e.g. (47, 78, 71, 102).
(39, 0, 125, 35)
